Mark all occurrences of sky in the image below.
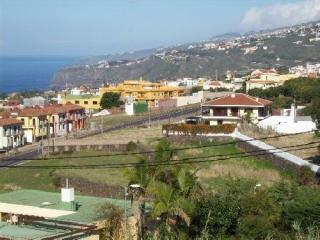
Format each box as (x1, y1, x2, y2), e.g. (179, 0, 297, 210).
(0, 0, 320, 57)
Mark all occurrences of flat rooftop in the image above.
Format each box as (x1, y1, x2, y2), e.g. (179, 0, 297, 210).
(0, 222, 64, 240)
(0, 189, 130, 224)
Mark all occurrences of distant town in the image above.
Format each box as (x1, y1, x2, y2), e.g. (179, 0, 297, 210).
(1, 6, 320, 240)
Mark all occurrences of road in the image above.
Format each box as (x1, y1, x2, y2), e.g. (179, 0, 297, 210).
(74, 103, 201, 139)
(0, 146, 40, 168)
(0, 104, 200, 167)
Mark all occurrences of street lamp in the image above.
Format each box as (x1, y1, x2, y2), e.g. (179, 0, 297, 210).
(254, 183, 262, 193)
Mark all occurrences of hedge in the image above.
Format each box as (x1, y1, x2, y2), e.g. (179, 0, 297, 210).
(162, 124, 236, 135)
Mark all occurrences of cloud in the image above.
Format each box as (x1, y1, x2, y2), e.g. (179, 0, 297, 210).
(240, 0, 320, 31)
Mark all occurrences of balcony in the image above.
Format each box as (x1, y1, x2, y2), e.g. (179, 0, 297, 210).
(202, 108, 240, 119)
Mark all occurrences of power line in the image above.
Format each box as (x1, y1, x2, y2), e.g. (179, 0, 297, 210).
(3, 141, 319, 169)
(9, 130, 316, 162)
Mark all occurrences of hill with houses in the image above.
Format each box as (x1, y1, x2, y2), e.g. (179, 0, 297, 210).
(51, 21, 320, 89)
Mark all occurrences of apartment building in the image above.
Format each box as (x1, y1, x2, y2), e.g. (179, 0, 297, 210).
(99, 79, 185, 107)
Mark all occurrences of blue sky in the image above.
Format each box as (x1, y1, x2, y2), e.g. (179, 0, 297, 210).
(0, 0, 318, 57)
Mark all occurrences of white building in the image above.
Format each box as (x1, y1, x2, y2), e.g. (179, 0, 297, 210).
(0, 118, 24, 152)
(23, 96, 48, 107)
(258, 104, 316, 134)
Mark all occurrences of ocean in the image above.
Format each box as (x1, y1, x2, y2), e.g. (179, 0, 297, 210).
(0, 56, 77, 93)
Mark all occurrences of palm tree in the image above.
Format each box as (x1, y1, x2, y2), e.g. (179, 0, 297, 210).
(124, 158, 154, 239)
(148, 180, 195, 239)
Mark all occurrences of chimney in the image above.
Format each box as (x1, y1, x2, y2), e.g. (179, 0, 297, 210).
(231, 93, 235, 98)
(256, 97, 259, 101)
(290, 103, 296, 123)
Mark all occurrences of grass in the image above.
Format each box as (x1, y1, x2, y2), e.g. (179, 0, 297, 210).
(88, 113, 145, 128)
(170, 141, 290, 191)
(0, 139, 293, 194)
(0, 150, 140, 193)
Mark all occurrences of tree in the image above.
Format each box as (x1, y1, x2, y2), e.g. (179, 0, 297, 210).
(190, 86, 203, 94)
(100, 92, 120, 109)
(125, 159, 154, 239)
(308, 97, 320, 131)
(98, 203, 124, 240)
(148, 180, 195, 239)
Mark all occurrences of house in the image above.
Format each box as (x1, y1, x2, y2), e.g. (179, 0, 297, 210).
(63, 102, 86, 132)
(203, 81, 235, 91)
(201, 93, 272, 125)
(60, 93, 101, 113)
(17, 107, 48, 143)
(0, 118, 24, 152)
(43, 104, 69, 137)
(0, 188, 130, 239)
(246, 73, 299, 91)
(258, 104, 317, 134)
(2, 103, 86, 143)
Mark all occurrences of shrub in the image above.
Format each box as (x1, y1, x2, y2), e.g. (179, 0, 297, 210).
(297, 165, 316, 186)
(51, 175, 62, 188)
(126, 141, 138, 152)
(191, 193, 240, 238)
(162, 124, 236, 135)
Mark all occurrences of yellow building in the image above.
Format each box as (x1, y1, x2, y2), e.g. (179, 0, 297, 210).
(246, 74, 299, 91)
(17, 107, 48, 143)
(60, 94, 101, 112)
(99, 79, 185, 106)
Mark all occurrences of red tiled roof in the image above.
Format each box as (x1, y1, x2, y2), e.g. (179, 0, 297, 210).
(18, 107, 47, 117)
(203, 93, 272, 107)
(63, 102, 84, 111)
(42, 104, 66, 114)
(0, 118, 23, 126)
(17, 103, 83, 117)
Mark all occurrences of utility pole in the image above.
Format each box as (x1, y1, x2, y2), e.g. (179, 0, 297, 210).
(100, 115, 103, 135)
(124, 187, 128, 240)
(148, 104, 151, 128)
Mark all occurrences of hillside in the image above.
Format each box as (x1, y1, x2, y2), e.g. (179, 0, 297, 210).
(51, 22, 320, 89)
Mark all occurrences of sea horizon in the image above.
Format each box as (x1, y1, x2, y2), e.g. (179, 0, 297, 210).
(0, 55, 78, 94)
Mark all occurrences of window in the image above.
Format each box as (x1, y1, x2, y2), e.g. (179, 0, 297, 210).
(75, 100, 80, 104)
(32, 119, 36, 126)
(84, 101, 88, 104)
(93, 101, 98, 105)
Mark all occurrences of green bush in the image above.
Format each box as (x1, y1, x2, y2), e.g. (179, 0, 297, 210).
(162, 124, 236, 135)
(100, 92, 120, 109)
(191, 194, 240, 238)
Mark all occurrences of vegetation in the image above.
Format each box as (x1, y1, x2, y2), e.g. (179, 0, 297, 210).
(98, 203, 124, 240)
(190, 86, 203, 94)
(248, 77, 320, 130)
(100, 92, 121, 109)
(121, 139, 320, 240)
(248, 77, 320, 107)
(52, 32, 320, 88)
(162, 124, 236, 135)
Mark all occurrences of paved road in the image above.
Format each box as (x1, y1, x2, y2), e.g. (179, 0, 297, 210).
(0, 104, 200, 167)
(0, 147, 40, 168)
(74, 104, 201, 139)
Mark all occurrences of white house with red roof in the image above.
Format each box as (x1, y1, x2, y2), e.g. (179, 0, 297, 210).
(201, 93, 272, 125)
(0, 118, 24, 152)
